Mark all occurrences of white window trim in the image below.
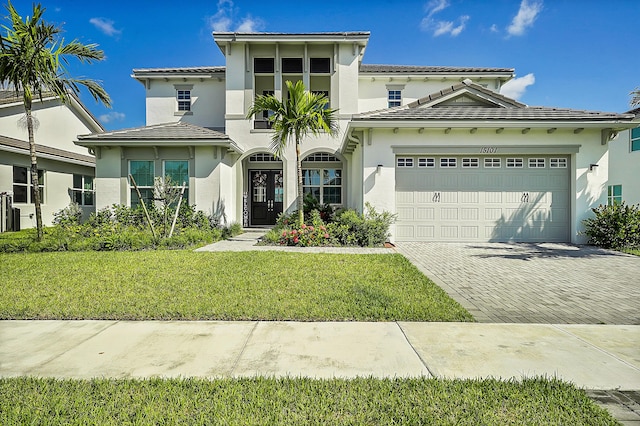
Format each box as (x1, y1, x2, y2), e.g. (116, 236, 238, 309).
(440, 158, 457, 168)
(550, 158, 568, 168)
(72, 174, 94, 206)
(12, 165, 45, 204)
(506, 158, 524, 168)
(462, 158, 479, 168)
(396, 157, 414, 168)
(418, 158, 435, 168)
(302, 168, 343, 205)
(484, 158, 501, 168)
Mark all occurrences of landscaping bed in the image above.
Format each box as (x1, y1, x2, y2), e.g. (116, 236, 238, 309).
(0, 251, 472, 322)
(0, 377, 617, 425)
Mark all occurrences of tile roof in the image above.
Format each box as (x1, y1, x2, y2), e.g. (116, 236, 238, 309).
(132, 66, 226, 75)
(355, 81, 634, 122)
(78, 122, 230, 140)
(356, 106, 633, 121)
(360, 64, 514, 74)
(0, 134, 95, 165)
(77, 122, 243, 153)
(0, 89, 56, 105)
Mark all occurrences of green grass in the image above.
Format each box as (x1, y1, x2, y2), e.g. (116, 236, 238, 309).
(0, 377, 617, 425)
(624, 248, 640, 256)
(0, 251, 472, 321)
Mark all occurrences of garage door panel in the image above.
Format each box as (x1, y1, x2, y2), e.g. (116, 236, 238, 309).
(461, 208, 479, 220)
(395, 155, 570, 242)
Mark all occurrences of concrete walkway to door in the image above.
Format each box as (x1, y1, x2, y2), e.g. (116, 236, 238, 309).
(395, 242, 640, 325)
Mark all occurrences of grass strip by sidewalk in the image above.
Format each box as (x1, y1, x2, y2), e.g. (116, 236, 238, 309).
(0, 377, 616, 425)
(0, 251, 472, 321)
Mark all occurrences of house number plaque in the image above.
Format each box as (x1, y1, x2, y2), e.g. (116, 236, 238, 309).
(480, 147, 498, 153)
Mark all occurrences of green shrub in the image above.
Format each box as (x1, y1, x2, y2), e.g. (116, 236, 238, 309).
(52, 203, 82, 227)
(582, 202, 640, 249)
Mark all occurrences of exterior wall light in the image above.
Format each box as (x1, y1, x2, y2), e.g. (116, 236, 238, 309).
(377, 164, 383, 174)
(589, 164, 599, 171)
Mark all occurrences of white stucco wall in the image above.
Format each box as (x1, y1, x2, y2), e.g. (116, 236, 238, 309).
(358, 78, 503, 113)
(0, 153, 95, 228)
(608, 128, 640, 205)
(0, 99, 99, 156)
(145, 79, 226, 128)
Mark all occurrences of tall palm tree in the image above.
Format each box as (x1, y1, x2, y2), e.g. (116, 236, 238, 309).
(631, 87, 640, 108)
(0, 1, 111, 240)
(247, 80, 338, 226)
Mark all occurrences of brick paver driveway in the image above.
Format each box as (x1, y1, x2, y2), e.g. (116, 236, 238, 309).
(395, 242, 640, 324)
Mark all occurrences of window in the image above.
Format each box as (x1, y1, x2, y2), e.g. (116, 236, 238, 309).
(440, 158, 457, 168)
(462, 158, 479, 168)
(550, 158, 567, 168)
(282, 58, 303, 73)
(310, 58, 331, 74)
(397, 157, 414, 168)
(484, 158, 501, 168)
(631, 128, 640, 152)
(254, 58, 274, 74)
(164, 160, 189, 204)
(528, 158, 545, 168)
(72, 174, 94, 206)
(507, 158, 524, 168)
(608, 185, 622, 205)
(177, 90, 191, 111)
(129, 160, 155, 208)
(12, 166, 44, 204)
(302, 169, 342, 204)
(388, 89, 402, 108)
(249, 153, 281, 162)
(418, 158, 435, 168)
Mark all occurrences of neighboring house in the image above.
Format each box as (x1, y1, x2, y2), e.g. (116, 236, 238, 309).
(76, 31, 636, 243)
(607, 107, 640, 205)
(0, 91, 104, 230)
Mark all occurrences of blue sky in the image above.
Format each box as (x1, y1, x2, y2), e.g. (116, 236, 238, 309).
(8, 0, 639, 130)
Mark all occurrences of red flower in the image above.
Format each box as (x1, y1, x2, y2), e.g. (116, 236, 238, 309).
(282, 231, 287, 237)
(309, 226, 314, 232)
(324, 233, 329, 238)
(301, 223, 307, 229)
(293, 237, 299, 244)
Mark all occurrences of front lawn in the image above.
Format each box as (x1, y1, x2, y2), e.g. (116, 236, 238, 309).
(0, 377, 616, 425)
(0, 251, 472, 321)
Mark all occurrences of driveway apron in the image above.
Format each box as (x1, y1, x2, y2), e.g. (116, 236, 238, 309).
(395, 242, 640, 325)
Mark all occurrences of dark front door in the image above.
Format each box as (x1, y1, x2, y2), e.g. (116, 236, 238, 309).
(250, 170, 283, 226)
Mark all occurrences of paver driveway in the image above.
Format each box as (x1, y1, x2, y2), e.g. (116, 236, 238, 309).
(395, 242, 640, 324)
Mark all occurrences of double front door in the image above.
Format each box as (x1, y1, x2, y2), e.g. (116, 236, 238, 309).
(250, 170, 283, 226)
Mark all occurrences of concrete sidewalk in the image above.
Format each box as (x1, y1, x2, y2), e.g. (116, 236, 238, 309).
(2, 321, 639, 390)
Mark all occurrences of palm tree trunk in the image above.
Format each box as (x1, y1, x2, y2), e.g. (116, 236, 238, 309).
(26, 106, 43, 241)
(296, 138, 304, 226)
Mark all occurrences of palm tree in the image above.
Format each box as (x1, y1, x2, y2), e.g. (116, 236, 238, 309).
(247, 80, 338, 226)
(0, 1, 111, 240)
(631, 87, 640, 107)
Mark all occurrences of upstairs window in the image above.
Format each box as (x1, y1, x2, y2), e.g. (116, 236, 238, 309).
(282, 58, 303, 74)
(177, 90, 191, 111)
(72, 174, 94, 206)
(254, 58, 275, 74)
(310, 58, 331, 74)
(388, 89, 402, 108)
(632, 128, 640, 152)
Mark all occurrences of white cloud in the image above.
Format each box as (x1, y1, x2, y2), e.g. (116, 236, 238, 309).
(420, 1, 469, 37)
(507, 0, 543, 36)
(500, 73, 535, 100)
(425, 0, 449, 18)
(99, 111, 126, 123)
(208, 0, 264, 33)
(89, 17, 121, 37)
(490, 24, 499, 33)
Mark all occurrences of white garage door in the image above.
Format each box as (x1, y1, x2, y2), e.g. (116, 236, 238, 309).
(395, 155, 570, 242)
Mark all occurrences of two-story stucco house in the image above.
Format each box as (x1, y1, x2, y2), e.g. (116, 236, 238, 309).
(1, 91, 103, 230)
(76, 31, 636, 243)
